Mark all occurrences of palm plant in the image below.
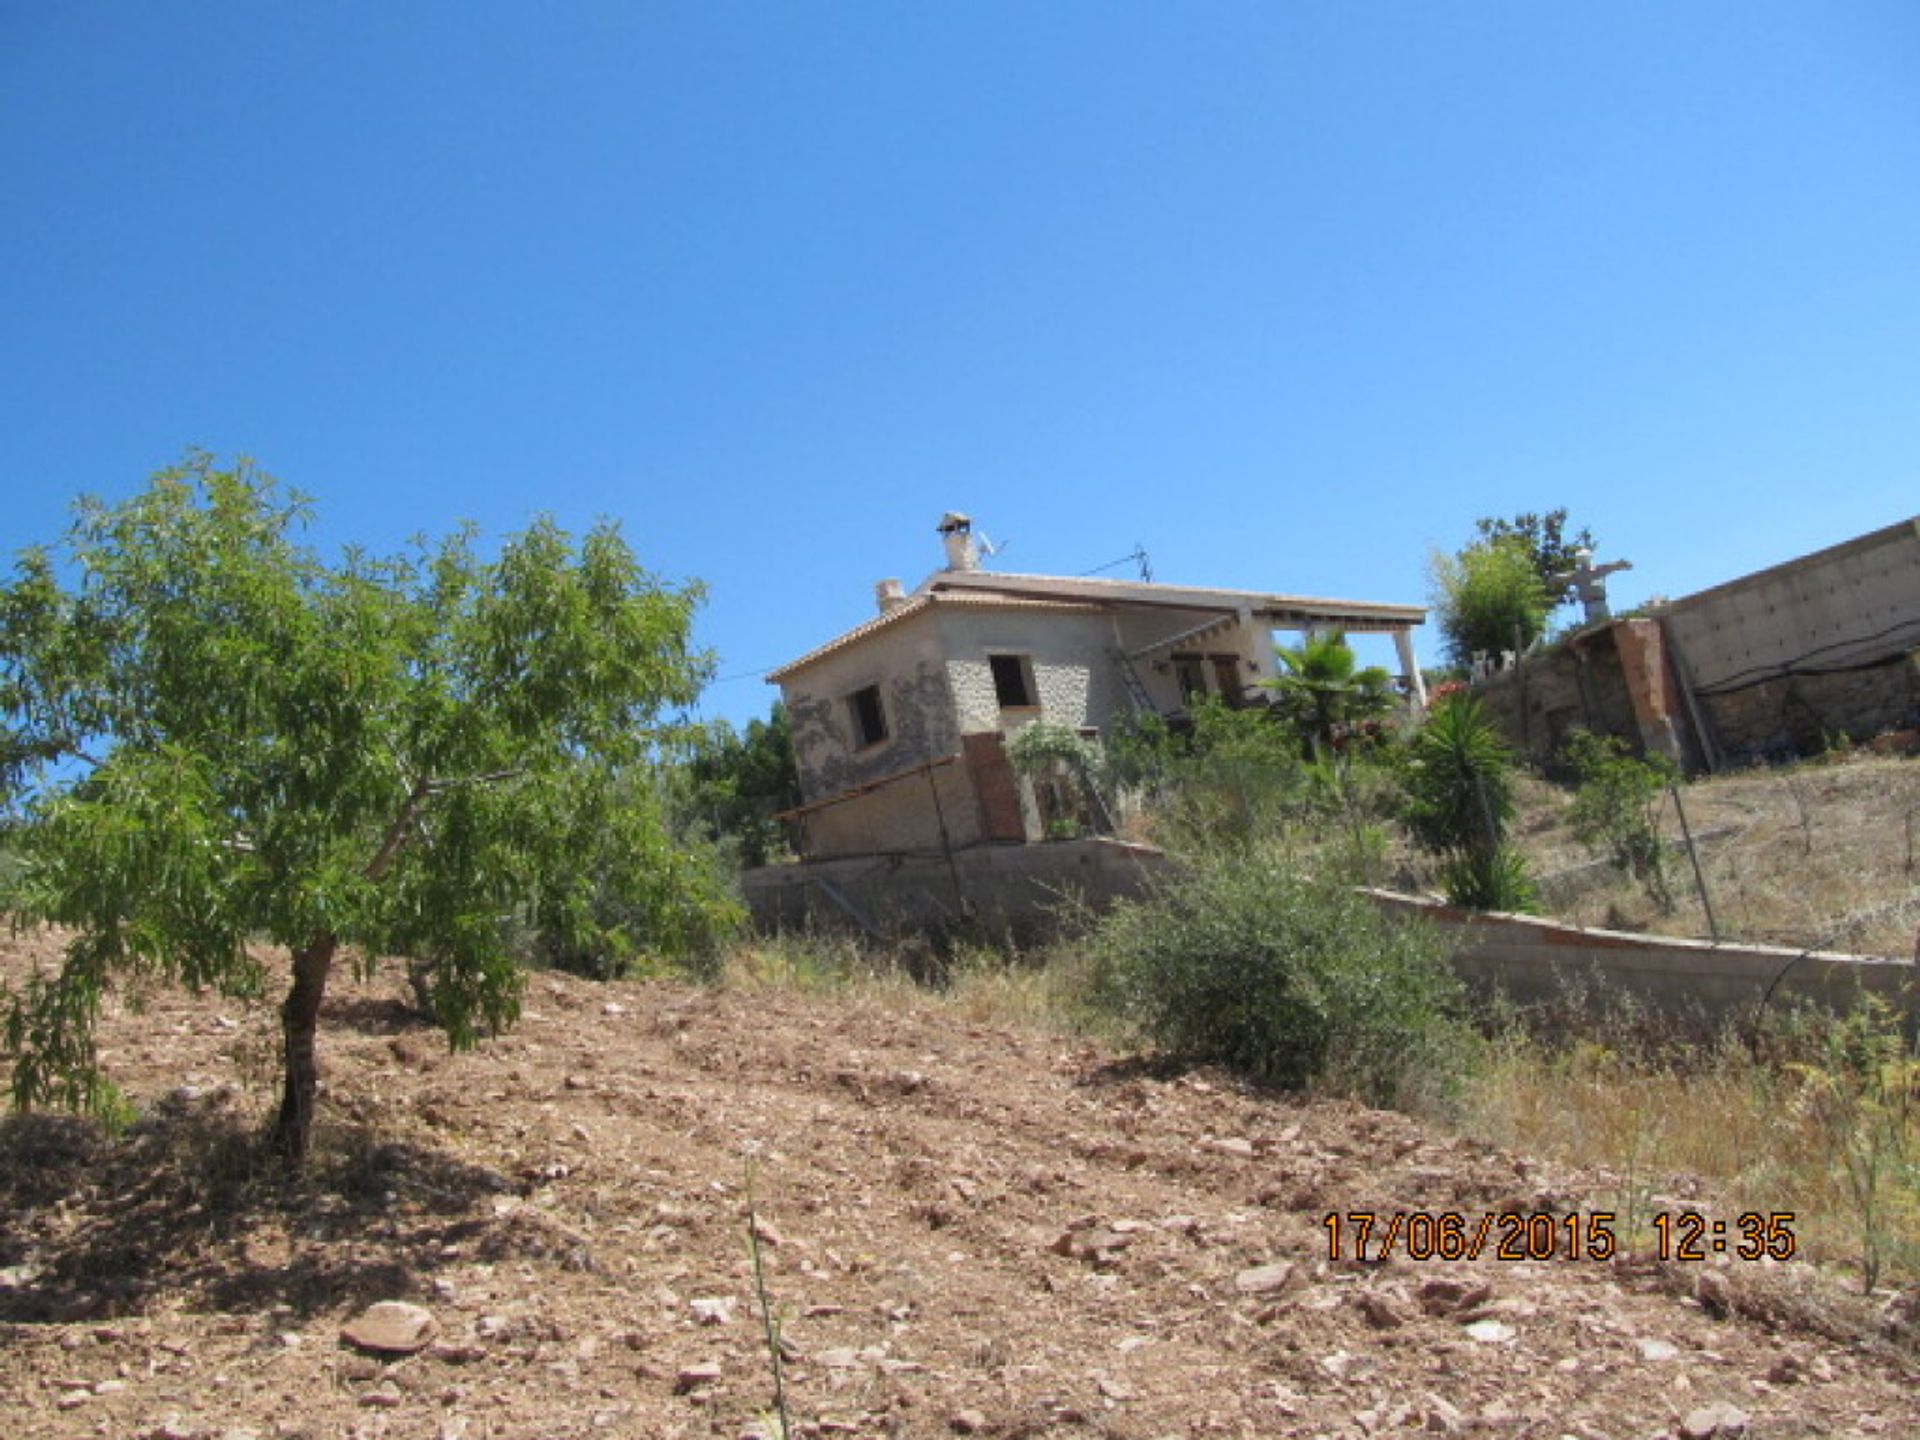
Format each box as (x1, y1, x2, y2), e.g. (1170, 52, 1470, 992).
(1262, 630, 1397, 757)
(1404, 695, 1536, 911)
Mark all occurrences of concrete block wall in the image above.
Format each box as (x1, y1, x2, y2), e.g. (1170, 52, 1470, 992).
(1365, 890, 1919, 1034)
(1663, 517, 1920, 762)
(741, 837, 1173, 939)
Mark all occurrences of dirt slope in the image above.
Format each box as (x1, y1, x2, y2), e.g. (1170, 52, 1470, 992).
(2, 932, 1915, 1439)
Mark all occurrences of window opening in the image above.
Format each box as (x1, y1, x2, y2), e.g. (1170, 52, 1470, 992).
(847, 684, 888, 747)
(990, 653, 1037, 709)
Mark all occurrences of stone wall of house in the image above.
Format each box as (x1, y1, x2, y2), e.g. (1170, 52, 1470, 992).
(780, 606, 961, 807)
(940, 607, 1124, 733)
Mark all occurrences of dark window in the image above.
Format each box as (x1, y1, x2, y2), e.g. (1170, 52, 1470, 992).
(1211, 654, 1244, 708)
(847, 685, 888, 747)
(990, 653, 1036, 708)
(1172, 653, 1209, 703)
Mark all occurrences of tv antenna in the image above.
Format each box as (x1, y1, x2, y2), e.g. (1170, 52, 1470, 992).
(1081, 544, 1152, 583)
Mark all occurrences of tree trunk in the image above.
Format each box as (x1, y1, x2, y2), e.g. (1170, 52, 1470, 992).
(272, 934, 337, 1166)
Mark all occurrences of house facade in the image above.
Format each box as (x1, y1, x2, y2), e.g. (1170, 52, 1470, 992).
(767, 515, 1427, 860)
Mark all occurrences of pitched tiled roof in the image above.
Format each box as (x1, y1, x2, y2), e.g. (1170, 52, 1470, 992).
(764, 592, 1106, 682)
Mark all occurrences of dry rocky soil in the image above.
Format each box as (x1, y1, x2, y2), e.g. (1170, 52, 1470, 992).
(2, 929, 1916, 1440)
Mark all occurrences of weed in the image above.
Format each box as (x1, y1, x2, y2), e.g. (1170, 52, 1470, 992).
(743, 1162, 793, 1440)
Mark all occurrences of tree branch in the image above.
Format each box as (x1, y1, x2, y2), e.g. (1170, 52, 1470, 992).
(364, 769, 523, 881)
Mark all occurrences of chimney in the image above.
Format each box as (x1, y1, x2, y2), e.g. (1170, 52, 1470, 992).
(874, 577, 908, 614)
(937, 511, 979, 572)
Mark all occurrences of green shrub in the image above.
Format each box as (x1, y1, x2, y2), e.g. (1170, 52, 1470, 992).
(1565, 731, 1676, 912)
(1088, 842, 1473, 1109)
(1430, 535, 1553, 667)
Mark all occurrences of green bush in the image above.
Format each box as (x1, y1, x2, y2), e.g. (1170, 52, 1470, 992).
(1430, 535, 1553, 667)
(1565, 731, 1676, 912)
(1088, 842, 1473, 1109)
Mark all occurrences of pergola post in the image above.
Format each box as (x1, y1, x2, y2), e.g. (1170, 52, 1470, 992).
(1393, 627, 1427, 714)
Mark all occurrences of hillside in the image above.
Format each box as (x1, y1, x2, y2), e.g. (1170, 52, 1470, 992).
(2, 930, 1915, 1438)
(1497, 749, 1918, 958)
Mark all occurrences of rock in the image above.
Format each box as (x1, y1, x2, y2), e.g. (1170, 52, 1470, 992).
(1353, 1290, 1405, 1329)
(950, 1410, 988, 1434)
(675, 1361, 722, 1393)
(689, 1296, 736, 1326)
(475, 1314, 510, 1338)
(148, 1417, 195, 1440)
(1234, 1262, 1295, 1295)
(1463, 1319, 1515, 1344)
(1422, 1394, 1466, 1433)
(1765, 1353, 1802, 1385)
(1637, 1337, 1680, 1362)
(1208, 1137, 1256, 1158)
(56, 1391, 90, 1411)
(358, 1388, 404, 1409)
(1680, 1402, 1751, 1438)
(750, 1214, 786, 1248)
(342, 1300, 438, 1355)
(1417, 1276, 1491, 1315)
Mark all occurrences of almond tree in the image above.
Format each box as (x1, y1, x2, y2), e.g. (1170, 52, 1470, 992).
(0, 453, 717, 1164)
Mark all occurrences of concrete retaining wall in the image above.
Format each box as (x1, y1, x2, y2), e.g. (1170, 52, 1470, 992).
(1364, 889, 1919, 1033)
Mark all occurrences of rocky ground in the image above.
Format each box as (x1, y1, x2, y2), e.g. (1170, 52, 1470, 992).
(2, 928, 1916, 1440)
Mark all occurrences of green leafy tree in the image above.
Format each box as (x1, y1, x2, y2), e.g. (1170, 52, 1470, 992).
(682, 704, 802, 867)
(0, 454, 716, 1164)
(1429, 535, 1554, 668)
(1404, 696, 1536, 911)
(1262, 630, 1397, 757)
(1474, 508, 1594, 605)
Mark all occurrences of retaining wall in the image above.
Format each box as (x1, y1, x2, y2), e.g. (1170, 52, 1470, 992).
(1364, 889, 1919, 1034)
(741, 838, 1172, 940)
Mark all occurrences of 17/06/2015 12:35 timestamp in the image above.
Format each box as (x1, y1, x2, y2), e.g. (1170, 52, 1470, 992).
(1323, 1211, 1797, 1263)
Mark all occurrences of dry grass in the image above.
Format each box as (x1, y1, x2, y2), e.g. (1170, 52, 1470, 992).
(1520, 750, 1920, 956)
(1464, 1007, 1920, 1294)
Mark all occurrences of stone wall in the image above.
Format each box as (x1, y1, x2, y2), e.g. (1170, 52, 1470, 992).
(940, 607, 1124, 733)
(1471, 624, 1647, 770)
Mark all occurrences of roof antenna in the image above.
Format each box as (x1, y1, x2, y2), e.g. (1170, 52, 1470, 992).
(1081, 544, 1152, 582)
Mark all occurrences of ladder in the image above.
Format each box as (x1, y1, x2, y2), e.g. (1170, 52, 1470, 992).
(1109, 648, 1154, 712)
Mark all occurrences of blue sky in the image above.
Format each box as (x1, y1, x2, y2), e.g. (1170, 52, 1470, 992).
(4, 3, 1917, 724)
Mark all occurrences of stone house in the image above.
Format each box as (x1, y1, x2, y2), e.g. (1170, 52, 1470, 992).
(766, 515, 1427, 860)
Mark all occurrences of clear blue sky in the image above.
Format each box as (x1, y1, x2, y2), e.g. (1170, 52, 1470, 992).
(5, 3, 1917, 724)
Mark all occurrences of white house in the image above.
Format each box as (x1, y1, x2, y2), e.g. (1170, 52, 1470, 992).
(767, 514, 1426, 859)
